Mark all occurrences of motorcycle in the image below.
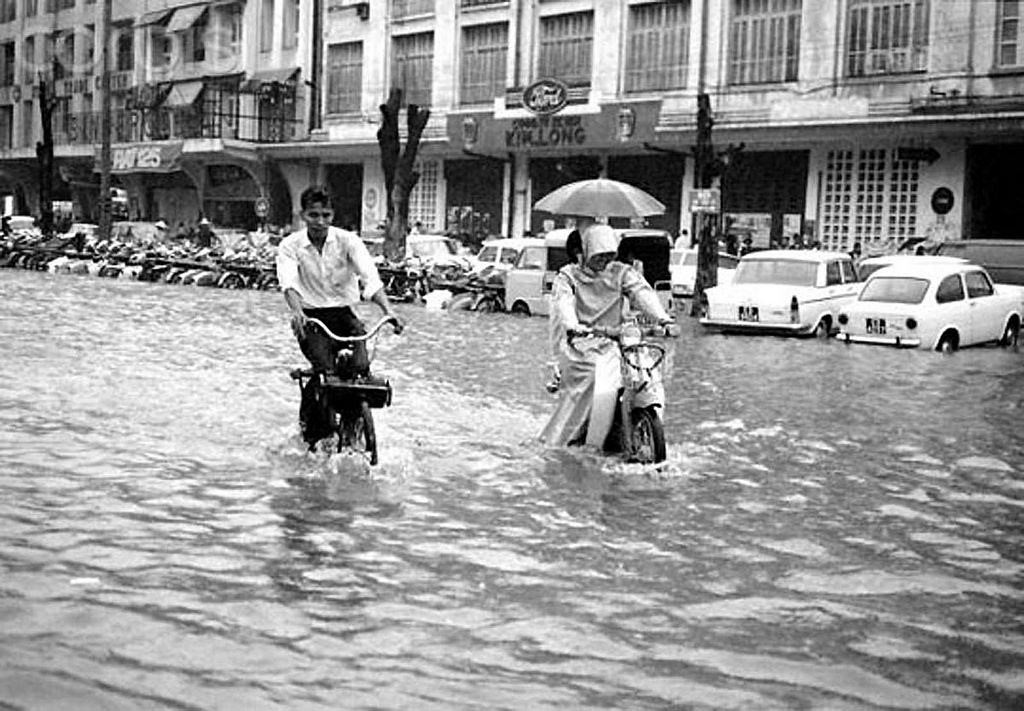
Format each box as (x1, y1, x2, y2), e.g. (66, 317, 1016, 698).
(565, 321, 671, 464)
(289, 315, 402, 466)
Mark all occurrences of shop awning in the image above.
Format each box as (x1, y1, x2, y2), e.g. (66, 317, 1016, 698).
(166, 5, 207, 33)
(249, 67, 300, 84)
(136, 9, 171, 26)
(163, 80, 204, 107)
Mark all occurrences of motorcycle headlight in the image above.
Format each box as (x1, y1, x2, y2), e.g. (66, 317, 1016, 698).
(621, 324, 642, 347)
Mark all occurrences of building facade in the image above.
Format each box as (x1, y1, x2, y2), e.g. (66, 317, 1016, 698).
(1, 0, 1022, 251)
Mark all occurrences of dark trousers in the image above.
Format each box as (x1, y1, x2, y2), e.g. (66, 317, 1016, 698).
(299, 306, 369, 377)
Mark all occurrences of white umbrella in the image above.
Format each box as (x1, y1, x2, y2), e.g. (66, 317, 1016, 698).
(533, 178, 666, 219)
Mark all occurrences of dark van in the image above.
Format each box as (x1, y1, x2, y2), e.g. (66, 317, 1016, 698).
(934, 239, 1024, 286)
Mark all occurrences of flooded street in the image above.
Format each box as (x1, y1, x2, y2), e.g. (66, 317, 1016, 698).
(1, 269, 1022, 710)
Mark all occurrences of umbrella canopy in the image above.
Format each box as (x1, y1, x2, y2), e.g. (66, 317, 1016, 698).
(533, 178, 666, 218)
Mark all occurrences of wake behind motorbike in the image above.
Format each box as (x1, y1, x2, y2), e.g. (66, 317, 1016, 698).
(289, 316, 401, 466)
(567, 322, 671, 464)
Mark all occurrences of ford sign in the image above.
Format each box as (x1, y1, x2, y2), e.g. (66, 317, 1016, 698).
(522, 78, 569, 115)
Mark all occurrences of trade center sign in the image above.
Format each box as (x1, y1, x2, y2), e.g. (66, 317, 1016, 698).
(506, 114, 586, 149)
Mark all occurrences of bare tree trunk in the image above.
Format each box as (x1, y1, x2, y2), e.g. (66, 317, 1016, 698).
(377, 88, 430, 262)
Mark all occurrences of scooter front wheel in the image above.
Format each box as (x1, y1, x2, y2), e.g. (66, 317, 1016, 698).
(628, 407, 666, 464)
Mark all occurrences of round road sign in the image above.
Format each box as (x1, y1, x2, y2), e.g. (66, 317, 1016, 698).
(931, 187, 954, 216)
(254, 197, 270, 218)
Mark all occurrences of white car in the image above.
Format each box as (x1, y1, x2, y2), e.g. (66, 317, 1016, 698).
(838, 262, 1023, 351)
(856, 254, 967, 281)
(699, 249, 860, 337)
(471, 237, 542, 276)
(670, 248, 739, 302)
(406, 233, 470, 269)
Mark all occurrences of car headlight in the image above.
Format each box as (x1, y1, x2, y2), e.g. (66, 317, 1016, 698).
(905, 317, 917, 330)
(837, 313, 848, 325)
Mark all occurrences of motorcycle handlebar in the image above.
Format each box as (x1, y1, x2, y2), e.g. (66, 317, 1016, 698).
(306, 315, 403, 343)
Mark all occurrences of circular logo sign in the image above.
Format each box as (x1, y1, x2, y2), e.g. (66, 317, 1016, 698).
(522, 78, 569, 115)
(931, 187, 954, 216)
(254, 197, 270, 218)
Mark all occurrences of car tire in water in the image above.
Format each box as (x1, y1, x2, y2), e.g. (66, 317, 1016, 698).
(937, 330, 959, 353)
(510, 301, 530, 316)
(627, 407, 666, 464)
(813, 319, 831, 339)
(474, 294, 501, 313)
(1000, 317, 1020, 348)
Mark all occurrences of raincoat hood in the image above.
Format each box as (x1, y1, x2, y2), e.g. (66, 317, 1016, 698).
(582, 224, 618, 261)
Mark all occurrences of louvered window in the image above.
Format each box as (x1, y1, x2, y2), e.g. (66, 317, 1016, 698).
(625, 1, 689, 93)
(327, 42, 362, 114)
(997, 0, 1024, 67)
(728, 0, 801, 85)
(392, 32, 433, 107)
(393, 0, 434, 19)
(538, 12, 592, 86)
(461, 23, 507, 105)
(847, 0, 929, 76)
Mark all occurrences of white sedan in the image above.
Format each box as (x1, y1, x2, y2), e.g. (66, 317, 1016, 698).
(669, 247, 739, 304)
(699, 250, 861, 337)
(837, 262, 1023, 351)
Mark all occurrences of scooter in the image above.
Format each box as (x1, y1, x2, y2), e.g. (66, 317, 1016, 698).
(567, 322, 671, 464)
(289, 316, 401, 466)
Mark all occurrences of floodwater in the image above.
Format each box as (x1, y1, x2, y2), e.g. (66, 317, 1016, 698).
(1, 268, 1022, 710)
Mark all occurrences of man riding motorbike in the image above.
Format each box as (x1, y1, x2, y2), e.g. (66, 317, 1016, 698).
(539, 223, 675, 450)
(276, 185, 403, 447)
(276, 185, 403, 381)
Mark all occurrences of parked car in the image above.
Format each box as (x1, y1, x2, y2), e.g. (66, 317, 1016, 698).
(699, 249, 860, 337)
(838, 262, 1023, 351)
(669, 247, 740, 304)
(934, 239, 1024, 286)
(504, 227, 673, 316)
(856, 254, 968, 281)
(471, 237, 542, 276)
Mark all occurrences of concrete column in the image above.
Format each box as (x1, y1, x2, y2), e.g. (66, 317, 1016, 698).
(510, 154, 529, 237)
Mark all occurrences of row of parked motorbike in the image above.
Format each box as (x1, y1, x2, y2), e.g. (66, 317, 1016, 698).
(0, 237, 281, 291)
(2, 232, 507, 310)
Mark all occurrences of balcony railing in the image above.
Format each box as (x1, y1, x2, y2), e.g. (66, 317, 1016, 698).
(51, 105, 301, 145)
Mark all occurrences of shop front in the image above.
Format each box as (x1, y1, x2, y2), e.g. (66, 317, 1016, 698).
(447, 93, 673, 239)
(720, 150, 809, 248)
(94, 140, 268, 231)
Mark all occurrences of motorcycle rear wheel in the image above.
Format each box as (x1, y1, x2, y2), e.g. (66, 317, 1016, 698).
(627, 407, 666, 464)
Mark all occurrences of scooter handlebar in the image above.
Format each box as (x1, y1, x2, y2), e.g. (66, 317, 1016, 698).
(306, 315, 402, 343)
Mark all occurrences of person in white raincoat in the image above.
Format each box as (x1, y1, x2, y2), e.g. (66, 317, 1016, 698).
(539, 224, 674, 450)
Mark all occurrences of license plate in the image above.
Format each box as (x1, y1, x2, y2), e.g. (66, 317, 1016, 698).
(866, 318, 886, 335)
(738, 306, 759, 322)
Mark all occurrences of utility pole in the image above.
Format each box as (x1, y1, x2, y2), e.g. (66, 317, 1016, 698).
(690, 92, 719, 315)
(97, 0, 112, 238)
(36, 56, 59, 236)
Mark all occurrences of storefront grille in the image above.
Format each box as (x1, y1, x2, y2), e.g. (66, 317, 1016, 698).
(821, 148, 919, 251)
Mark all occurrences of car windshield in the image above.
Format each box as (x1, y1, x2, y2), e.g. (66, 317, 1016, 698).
(410, 239, 455, 259)
(682, 252, 698, 266)
(477, 246, 498, 262)
(858, 263, 889, 280)
(732, 259, 818, 286)
(499, 249, 520, 265)
(859, 276, 930, 304)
